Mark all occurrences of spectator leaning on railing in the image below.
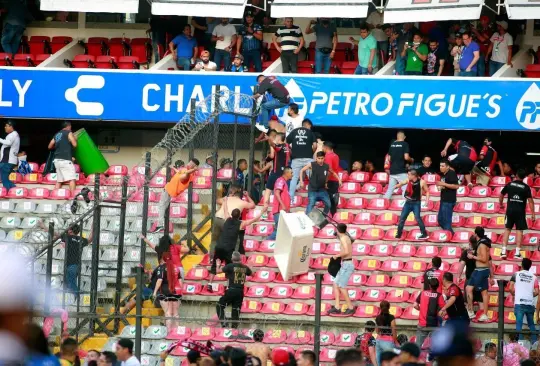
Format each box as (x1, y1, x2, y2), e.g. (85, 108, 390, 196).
(169, 24, 198, 71)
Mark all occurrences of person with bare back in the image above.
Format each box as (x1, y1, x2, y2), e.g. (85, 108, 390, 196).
(246, 329, 272, 365)
(328, 223, 355, 316)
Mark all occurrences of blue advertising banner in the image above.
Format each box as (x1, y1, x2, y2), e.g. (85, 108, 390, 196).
(1, 67, 540, 131)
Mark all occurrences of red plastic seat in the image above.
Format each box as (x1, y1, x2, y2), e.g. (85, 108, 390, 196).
(166, 326, 192, 340)
(108, 37, 130, 58)
(371, 244, 394, 257)
(191, 327, 216, 341)
(362, 288, 387, 302)
(71, 54, 96, 68)
(7, 187, 28, 199)
(478, 201, 501, 214)
(412, 276, 424, 289)
(246, 254, 268, 267)
(95, 55, 117, 69)
(456, 186, 470, 197)
(388, 274, 413, 288)
(353, 212, 375, 225)
(495, 263, 519, 275)
(250, 270, 276, 283)
(245, 285, 270, 298)
(192, 176, 211, 189)
(297, 61, 314, 74)
(182, 282, 202, 295)
(339, 182, 360, 194)
(427, 231, 452, 244)
(421, 214, 437, 227)
(333, 211, 354, 224)
(361, 227, 385, 241)
(471, 310, 498, 324)
(406, 229, 429, 242)
(263, 329, 288, 344)
(524, 233, 540, 247)
(469, 186, 492, 198)
(361, 183, 383, 194)
(486, 216, 506, 229)
(349, 171, 371, 183)
(292, 285, 315, 300)
(319, 331, 337, 346)
(366, 198, 390, 210)
(439, 246, 461, 259)
(384, 228, 407, 241)
(287, 330, 312, 345)
(464, 216, 488, 228)
(324, 242, 342, 256)
(321, 286, 337, 300)
(526, 202, 540, 214)
(214, 327, 239, 342)
(352, 243, 371, 256)
(316, 225, 338, 239)
(250, 223, 273, 237)
(319, 349, 338, 363)
(403, 261, 427, 273)
(311, 242, 326, 255)
(491, 186, 505, 197)
(185, 268, 208, 281)
(296, 272, 317, 285)
(106, 165, 128, 176)
(375, 212, 399, 226)
(371, 172, 389, 185)
(428, 185, 440, 197)
(422, 174, 440, 184)
(346, 197, 366, 209)
(386, 289, 410, 303)
(257, 240, 275, 253)
(348, 273, 367, 286)
(389, 199, 406, 211)
(454, 201, 478, 213)
(354, 304, 381, 318)
(401, 306, 420, 320)
(283, 302, 309, 316)
(50, 36, 73, 53)
(28, 187, 50, 199)
(393, 244, 417, 257)
(12, 53, 35, 67)
(334, 332, 357, 347)
(339, 61, 359, 74)
(381, 260, 405, 272)
(34, 53, 51, 65)
(28, 36, 50, 54)
(366, 274, 390, 287)
(241, 300, 262, 314)
(451, 230, 473, 243)
(260, 301, 285, 315)
(22, 173, 42, 184)
(86, 37, 109, 56)
(311, 257, 330, 270)
(357, 259, 381, 271)
(489, 176, 511, 186)
(8, 172, 22, 184)
(268, 285, 294, 299)
(346, 226, 362, 240)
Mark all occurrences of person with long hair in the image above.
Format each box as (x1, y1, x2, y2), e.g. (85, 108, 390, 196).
(153, 252, 182, 331)
(375, 300, 397, 366)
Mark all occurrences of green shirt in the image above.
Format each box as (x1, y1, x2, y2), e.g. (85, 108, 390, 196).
(358, 34, 378, 68)
(405, 43, 428, 73)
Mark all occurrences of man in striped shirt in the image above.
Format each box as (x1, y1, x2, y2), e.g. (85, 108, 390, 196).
(272, 17, 304, 73)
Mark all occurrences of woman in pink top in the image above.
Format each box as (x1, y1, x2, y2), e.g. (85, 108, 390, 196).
(503, 333, 529, 366)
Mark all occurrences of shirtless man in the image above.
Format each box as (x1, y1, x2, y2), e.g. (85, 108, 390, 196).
(246, 329, 272, 366)
(465, 227, 491, 322)
(328, 223, 355, 316)
(211, 184, 256, 254)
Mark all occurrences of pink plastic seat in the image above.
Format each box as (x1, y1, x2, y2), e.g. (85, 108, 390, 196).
(361, 183, 383, 194)
(389, 274, 413, 288)
(478, 201, 501, 214)
(7, 187, 28, 199)
(381, 260, 405, 272)
(454, 201, 478, 213)
(422, 174, 440, 184)
(333, 211, 354, 224)
(349, 171, 371, 183)
(263, 329, 288, 344)
(403, 261, 427, 273)
(366, 274, 390, 287)
(241, 300, 262, 314)
(386, 289, 410, 303)
(469, 186, 492, 198)
(486, 216, 506, 229)
(346, 197, 366, 209)
(250, 270, 276, 283)
(29, 187, 50, 199)
(427, 230, 452, 243)
(361, 288, 387, 302)
(22, 173, 42, 184)
(166, 326, 192, 340)
(357, 259, 381, 271)
(283, 302, 309, 316)
(366, 198, 390, 210)
(352, 243, 371, 256)
(464, 216, 488, 228)
(361, 227, 385, 240)
(339, 182, 360, 194)
(191, 327, 216, 341)
(354, 305, 381, 318)
(393, 244, 417, 257)
(451, 230, 473, 243)
(489, 176, 511, 186)
(371, 172, 389, 184)
(439, 246, 462, 259)
(260, 301, 285, 315)
(287, 330, 312, 345)
(371, 244, 394, 257)
(291, 285, 315, 300)
(245, 285, 270, 298)
(375, 212, 399, 226)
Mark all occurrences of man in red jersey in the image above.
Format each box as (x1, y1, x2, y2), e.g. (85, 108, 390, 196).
(323, 141, 342, 215)
(414, 278, 445, 348)
(422, 257, 444, 293)
(472, 137, 498, 186)
(441, 137, 477, 188)
(268, 166, 292, 241)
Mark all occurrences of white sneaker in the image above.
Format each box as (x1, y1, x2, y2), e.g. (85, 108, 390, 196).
(515, 250, 522, 258)
(255, 123, 269, 134)
(468, 310, 476, 319)
(501, 248, 507, 259)
(478, 314, 490, 322)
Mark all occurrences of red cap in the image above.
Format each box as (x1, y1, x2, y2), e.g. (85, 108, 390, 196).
(272, 349, 290, 366)
(270, 115, 278, 121)
(480, 15, 490, 23)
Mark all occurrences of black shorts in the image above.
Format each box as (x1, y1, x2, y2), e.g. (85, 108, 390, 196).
(210, 247, 233, 274)
(265, 172, 280, 190)
(451, 156, 475, 175)
(505, 210, 528, 231)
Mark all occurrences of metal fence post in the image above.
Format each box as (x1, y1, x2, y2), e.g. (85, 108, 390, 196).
(114, 176, 129, 333)
(210, 86, 220, 225)
(164, 148, 173, 237)
(497, 279, 505, 366)
(45, 221, 55, 314)
(89, 173, 102, 336)
(135, 152, 151, 360)
(247, 101, 258, 198)
(187, 98, 197, 250)
(314, 273, 322, 366)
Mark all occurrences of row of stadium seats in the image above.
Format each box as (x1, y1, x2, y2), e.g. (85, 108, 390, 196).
(15, 36, 72, 55)
(64, 55, 142, 69)
(78, 37, 155, 63)
(0, 53, 51, 67)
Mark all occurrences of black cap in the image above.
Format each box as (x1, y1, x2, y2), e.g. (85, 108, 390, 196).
(400, 342, 420, 358)
(245, 10, 254, 17)
(455, 32, 463, 38)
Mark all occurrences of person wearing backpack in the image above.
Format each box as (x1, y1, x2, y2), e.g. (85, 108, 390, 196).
(355, 321, 377, 366)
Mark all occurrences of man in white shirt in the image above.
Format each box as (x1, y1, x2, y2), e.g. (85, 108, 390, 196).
(282, 103, 303, 137)
(212, 18, 237, 70)
(116, 338, 141, 366)
(486, 21, 513, 76)
(0, 120, 20, 190)
(510, 258, 539, 344)
(193, 50, 217, 71)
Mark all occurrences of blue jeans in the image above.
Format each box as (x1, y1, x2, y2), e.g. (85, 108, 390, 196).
(397, 200, 426, 236)
(405, 71, 422, 75)
(438, 201, 455, 234)
(243, 49, 262, 72)
(459, 70, 476, 77)
(0, 163, 15, 190)
(376, 339, 395, 366)
(315, 49, 331, 74)
(260, 99, 289, 127)
(1, 23, 25, 55)
(66, 264, 80, 293)
(354, 66, 372, 75)
(477, 55, 486, 76)
(290, 158, 313, 199)
(177, 57, 191, 70)
(489, 60, 505, 76)
(306, 190, 331, 215)
(268, 212, 280, 240)
(214, 49, 231, 71)
(515, 304, 537, 344)
(395, 55, 406, 75)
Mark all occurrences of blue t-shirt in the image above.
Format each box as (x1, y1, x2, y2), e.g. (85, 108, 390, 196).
(171, 35, 197, 58)
(238, 23, 263, 52)
(459, 41, 480, 72)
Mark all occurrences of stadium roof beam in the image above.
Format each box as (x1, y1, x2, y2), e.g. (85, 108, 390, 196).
(40, 0, 139, 13)
(150, 0, 249, 18)
(271, 0, 370, 19)
(385, 0, 485, 23)
(505, 0, 540, 19)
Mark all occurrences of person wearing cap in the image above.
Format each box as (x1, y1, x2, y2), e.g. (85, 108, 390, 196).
(48, 121, 78, 195)
(237, 11, 263, 72)
(194, 50, 217, 71)
(227, 54, 248, 72)
(471, 15, 493, 76)
(271, 349, 289, 366)
(486, 20, 513, 76)
(450, 33, 464, 76)
(273, 17, 304, 73)
(0, 120, 20, 190)
(202, 154, 214, 169)
(116, 338, 140, 366)
(399, 343, 421, 366)
(169, 24, 198, 71)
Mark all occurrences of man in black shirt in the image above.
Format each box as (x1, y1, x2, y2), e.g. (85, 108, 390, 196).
(440, 272, 470, 326)
(436, 159, 460, 235)
(48, 121, 78, 194)
(415, 155, 437, 176)
(216, 251, 252, 329)
(441, 138, 477, 188)
(253, 75, 290, 133)
(426, 39, 447, 76)
(301, 151, 340, 216)
(499, 169, 536, 259)
(384, 131, 413, 199)
(287, 118, 316, 200)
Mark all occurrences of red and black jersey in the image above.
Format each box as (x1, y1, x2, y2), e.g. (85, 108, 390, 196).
(416, 290, 445, 327)
(453, 139, 477, 161)
(445, 283, 469, 320)
(272, 143, 290, 174)
(422, 267, 443, 293)
(479, 145, 498, 174)
(404, 179, 422, 201)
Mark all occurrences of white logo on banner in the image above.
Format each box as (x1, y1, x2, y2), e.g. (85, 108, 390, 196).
(276, 78, 307, 120)
(65, 75, 105, 116)
(516, 83, 540, 130)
